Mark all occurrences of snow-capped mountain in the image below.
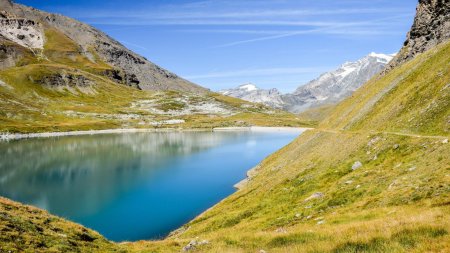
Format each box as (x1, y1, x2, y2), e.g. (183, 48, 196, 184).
(219, 53, 395, 113)
(282, 52, 395, 112)
(219, 84, 285, 109)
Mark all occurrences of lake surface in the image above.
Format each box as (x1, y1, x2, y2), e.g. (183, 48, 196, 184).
(0, 130, 302, 242)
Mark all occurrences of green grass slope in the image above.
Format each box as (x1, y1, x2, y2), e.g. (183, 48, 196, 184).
(137, 41, 450, 252)
(0, 197, 123, 252)
(296, 104, 336, 127)
(321, 42, 450, 136)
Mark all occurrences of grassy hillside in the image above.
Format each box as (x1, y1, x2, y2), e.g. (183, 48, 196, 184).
(135, 41, 450, 252)
(0, 28, 308, 134)
(2, 31, 447, 253)
(0, 197, 122, 252)
(296, 104, 336, 126)
(321, 42, 450, 136)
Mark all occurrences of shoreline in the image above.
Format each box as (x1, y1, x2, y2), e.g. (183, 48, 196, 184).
(0, 126, 311, 141)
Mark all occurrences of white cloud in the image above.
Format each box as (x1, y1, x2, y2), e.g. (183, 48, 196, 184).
(81, 8, 404, 20)
(211, 14, 409, 48)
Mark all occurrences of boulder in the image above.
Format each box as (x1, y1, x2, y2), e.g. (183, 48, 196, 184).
(351, 161, 363, 170)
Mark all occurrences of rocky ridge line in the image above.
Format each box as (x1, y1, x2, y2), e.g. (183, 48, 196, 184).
(388, 0, 450, 69)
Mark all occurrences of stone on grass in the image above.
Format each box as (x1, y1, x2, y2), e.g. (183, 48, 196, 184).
(352, 161, 363, 170)
(304, 192, 324, 202)
(275, 228, 287, 233)
(182, 239, 209, 251)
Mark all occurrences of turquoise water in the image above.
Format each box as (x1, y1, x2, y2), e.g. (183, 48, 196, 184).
(0, 130, 302, 242)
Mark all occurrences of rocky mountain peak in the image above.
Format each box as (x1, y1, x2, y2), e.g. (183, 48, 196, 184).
(238, 83, 258, 92)
(367, 52, 396, 63)
(221, 53, 393, 113)
(219, 83, 284, 109)
(388, 0, 450, 68)
(0, 0, 207, 93)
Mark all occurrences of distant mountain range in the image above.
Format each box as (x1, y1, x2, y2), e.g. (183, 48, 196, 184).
(220, 53, 395, 113)
(220, 84, 285, 109)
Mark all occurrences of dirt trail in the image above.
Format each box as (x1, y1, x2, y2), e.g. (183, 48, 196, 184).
(312, 128, 449, 140)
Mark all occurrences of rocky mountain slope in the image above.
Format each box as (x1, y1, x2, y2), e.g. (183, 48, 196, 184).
(220, 83, 285, 109)
(221, 53, 394, 113)
(0, 0, 307, 133)
(0, 0, 204, 92)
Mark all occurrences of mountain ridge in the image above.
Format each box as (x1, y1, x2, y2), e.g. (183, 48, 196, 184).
(220, 83, 285, 109)
(220, 53, 395, 113)
(387, 0, 450, 70)
(0, 0, 206, 93)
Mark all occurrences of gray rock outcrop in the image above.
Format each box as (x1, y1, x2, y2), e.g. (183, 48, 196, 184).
(38, 73, 93, 87)
(0, 17, 43, 49)
(388, 0, 450, 69)
(351, 161, 363, 170)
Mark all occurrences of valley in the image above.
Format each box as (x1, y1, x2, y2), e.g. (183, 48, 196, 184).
(0, 0, 449, 252)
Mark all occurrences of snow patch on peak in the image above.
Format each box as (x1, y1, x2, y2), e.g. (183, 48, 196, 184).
(219, 83, 284, 109)
(338, 65, 357, 78)
(238, 83, 258, 91)
(368, 52, 395, 63)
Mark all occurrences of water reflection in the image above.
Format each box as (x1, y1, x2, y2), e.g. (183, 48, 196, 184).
(0, 131, 300, 241)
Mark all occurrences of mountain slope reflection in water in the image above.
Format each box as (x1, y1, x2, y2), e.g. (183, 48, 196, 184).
(0, 130, 303, 241)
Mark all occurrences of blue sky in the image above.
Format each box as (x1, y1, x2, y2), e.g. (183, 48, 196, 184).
(16, 0, 417, 93)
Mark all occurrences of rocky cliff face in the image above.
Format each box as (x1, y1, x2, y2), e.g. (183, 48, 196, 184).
(0, 0, 207, 93)
(388, 0, 450, 69)
(0, 17, 44, 49)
